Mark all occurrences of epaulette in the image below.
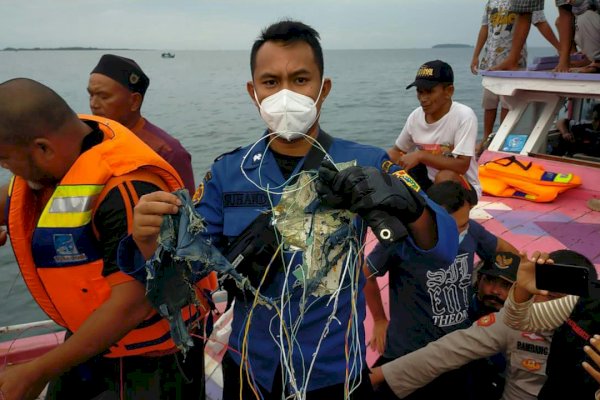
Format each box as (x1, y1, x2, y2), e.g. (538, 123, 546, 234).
(214, 146, 242, 162)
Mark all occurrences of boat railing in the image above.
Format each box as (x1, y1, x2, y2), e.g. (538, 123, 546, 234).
(0, 320, 59, 335)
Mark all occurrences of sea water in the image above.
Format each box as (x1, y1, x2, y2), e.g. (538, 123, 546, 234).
(0, 47, 553, 328)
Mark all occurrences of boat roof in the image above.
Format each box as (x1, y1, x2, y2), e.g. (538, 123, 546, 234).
(480, 70, 600, 98)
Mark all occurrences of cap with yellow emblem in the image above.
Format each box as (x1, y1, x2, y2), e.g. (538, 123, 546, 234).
(478, 251, 520, 283)
(406, 60, 454, 90)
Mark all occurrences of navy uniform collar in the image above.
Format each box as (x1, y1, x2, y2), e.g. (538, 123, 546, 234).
(242, 130, 275, 171)
(242, 128, 326, 171)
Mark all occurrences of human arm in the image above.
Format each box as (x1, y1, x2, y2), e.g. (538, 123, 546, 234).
(362, 262, 388, 355)
(387, 145, 405, 165)
(503, 252, 579, 331)
(375, 311, 507, 398)
(557, 118, 576, 142)
(400, 106, 478, 174)
(399, 151, 471, 175)
(0, 181, 162, 400)
(471, 25, 488, 74)
(0, 279, 153, 400)
(496, 237, 519, 254)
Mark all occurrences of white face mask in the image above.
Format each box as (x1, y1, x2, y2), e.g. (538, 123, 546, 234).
(458, 228, 469, 244)
(255, 82, 324, 141)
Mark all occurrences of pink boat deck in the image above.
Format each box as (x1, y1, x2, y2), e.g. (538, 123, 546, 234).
(0, 331, 65, 367)
(364, 151, 600, 366)
(1, 151, 598, 380)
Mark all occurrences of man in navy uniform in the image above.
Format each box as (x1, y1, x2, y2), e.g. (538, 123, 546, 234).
(123, 20, 458, 399)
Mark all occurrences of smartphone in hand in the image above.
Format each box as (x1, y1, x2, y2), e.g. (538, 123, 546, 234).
(535, 263, 590, 297)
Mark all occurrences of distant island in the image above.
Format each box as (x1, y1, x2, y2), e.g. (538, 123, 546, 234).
(2, 47, 138, 51)
(432, 44, 473, 49)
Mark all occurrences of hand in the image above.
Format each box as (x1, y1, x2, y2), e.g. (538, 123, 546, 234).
(316, 161, 425, 225)
(369, 366, 385, 387)
(132, 191, 181, 260)
(0, 362, 49, 400)
(561, 131, 575, 142)
(314, 161, 352, 210)
(515, 251, 552, 299)
(398, 151, 422, 171)
(0, 226, 6, 247)
(471, 58, 479, 75)
(583, 335, 600, 384)
(370, 318, 389, 355)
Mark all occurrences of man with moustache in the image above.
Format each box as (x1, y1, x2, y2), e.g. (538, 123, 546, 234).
(88, 54, 195, 192)
(470, 251, 519, 320)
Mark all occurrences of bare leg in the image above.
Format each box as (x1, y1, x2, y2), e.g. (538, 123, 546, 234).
(500, 107, 509, 122)
(556, 7, 575, 72)
(492, 13, 532, 71)
(477, 108, 498, 156)
(483, 108, 497, 140)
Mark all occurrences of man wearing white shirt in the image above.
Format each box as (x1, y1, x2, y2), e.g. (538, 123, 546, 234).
(388, 60, 481, 204)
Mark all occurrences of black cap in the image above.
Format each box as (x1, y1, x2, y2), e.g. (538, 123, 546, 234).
(406, 60, 454, 90)
(91, 54, 150, 95)
(478, 252, 520, 283)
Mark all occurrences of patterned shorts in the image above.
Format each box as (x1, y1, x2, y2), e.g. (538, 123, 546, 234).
(510, 0, 569, 12)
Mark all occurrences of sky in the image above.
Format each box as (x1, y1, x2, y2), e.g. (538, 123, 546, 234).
(1, 0, 560, 50)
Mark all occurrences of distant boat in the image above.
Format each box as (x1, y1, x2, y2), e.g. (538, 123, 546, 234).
(161, 52, 175, 58)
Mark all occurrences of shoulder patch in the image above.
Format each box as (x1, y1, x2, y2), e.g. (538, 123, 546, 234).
(381, 160, 394, 173)
(477, 313, 496, 327)
(193, 182, 205, 204)
(204, 171, 212, 182)
(391, 170, 421, 192)
(214, 146, 242, 162)
(521, 359, 542, 371)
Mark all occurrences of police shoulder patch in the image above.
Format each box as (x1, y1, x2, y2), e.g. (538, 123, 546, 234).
(381, 160, 394, 174)
(193, 183, 205, 204)
(477, 313, 496, 327)
(214, 146, 242, 162)
(391, 170, 421, 192)
(521, 359, 542, 371)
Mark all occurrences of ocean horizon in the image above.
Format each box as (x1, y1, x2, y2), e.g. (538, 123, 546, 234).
(0, 46, 556, 329)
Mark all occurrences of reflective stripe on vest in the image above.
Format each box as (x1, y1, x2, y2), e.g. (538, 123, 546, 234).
(38, 185, 104, 228)
(6, 115, 197, 357)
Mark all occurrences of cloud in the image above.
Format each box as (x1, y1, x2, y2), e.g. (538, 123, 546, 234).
(0, 0, 559, 50)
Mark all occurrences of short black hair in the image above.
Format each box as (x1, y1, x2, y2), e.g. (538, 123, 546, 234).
(427, 181, 473, 213)
(250, 19, 324, 79)
(549, 249, 597, 280)
(0, 78, 76, 145)
(593, 103, 600, 116)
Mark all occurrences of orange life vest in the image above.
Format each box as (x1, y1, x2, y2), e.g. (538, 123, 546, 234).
(6, 115, 216, 357)
(479, 156, 582, 203)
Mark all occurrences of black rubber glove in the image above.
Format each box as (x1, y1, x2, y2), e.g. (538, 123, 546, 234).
(316, 160, 426, 243)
